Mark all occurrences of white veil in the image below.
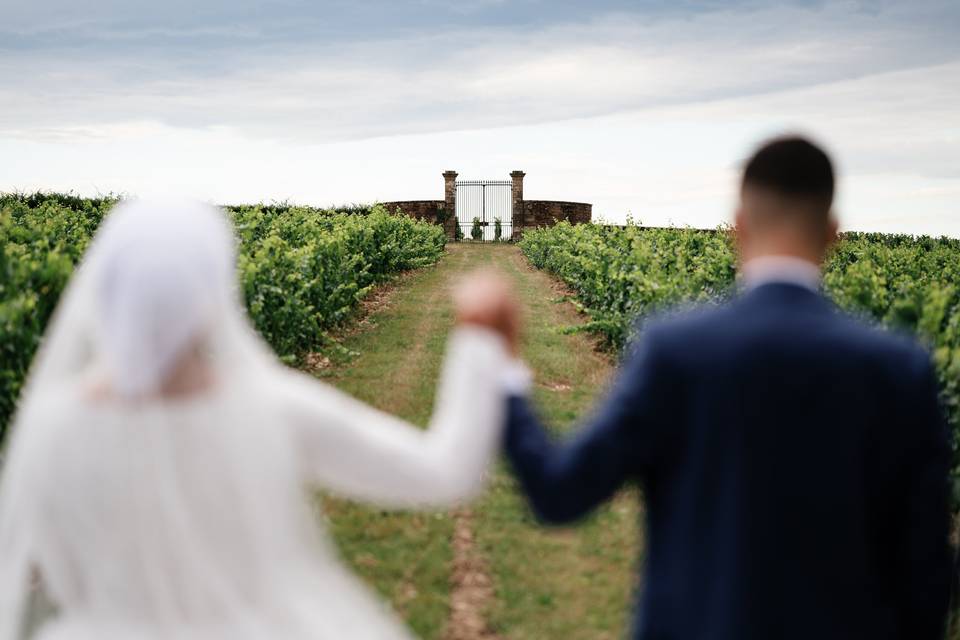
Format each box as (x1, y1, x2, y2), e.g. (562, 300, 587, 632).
(0, 198, 311, 639)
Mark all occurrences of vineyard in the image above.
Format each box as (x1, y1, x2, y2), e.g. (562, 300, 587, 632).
(3, 195, 960, 637)
(0, 194, 445, 442)
(520, 221, 960, 495)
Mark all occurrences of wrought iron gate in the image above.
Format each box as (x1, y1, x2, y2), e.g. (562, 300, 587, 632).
(455, 180, 512, 242)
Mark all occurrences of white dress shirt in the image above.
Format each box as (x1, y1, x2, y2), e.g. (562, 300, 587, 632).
(739, 255, 822, 293)
(501, 359, 534, 396)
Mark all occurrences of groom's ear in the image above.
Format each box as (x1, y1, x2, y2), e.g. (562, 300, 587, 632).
(734, 207, 751, 260)
(824, 215, 839, 253)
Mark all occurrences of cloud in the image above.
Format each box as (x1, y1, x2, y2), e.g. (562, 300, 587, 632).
(1, 0, 957, 236)
(1, 1, 957, 146)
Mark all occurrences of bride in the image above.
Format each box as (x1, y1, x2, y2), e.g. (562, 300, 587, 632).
(0, 198, 516, 639)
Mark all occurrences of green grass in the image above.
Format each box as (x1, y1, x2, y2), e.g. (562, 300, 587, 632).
(319, 244, 639, 638)
(318, 250, 467, 636)
(473, 247, 640, 640)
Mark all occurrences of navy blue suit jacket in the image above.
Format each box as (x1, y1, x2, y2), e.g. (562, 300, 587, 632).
(504, 283, 951, 640)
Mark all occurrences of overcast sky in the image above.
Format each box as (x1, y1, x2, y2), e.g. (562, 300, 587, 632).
(1, 0, 958, 235)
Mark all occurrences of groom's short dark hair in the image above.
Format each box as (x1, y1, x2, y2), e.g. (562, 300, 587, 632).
(742, 136, 835, 217)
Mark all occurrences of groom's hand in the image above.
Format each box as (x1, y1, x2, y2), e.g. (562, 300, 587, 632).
(454, 270, 520, 356)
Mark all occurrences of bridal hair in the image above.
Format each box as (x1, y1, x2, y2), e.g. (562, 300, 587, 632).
(741, 136, 835, 223)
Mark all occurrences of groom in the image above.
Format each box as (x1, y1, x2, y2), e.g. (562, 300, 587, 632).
(470, 137, 952, 639)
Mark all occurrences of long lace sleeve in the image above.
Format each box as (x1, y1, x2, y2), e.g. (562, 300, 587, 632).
(280, 327, 510, 508)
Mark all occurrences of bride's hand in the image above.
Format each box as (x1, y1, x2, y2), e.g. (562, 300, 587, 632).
(453, 270, 520, 356)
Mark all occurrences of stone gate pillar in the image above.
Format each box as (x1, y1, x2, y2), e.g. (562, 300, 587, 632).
(510, 170, 525, 240)
(442, 170, 458, 240)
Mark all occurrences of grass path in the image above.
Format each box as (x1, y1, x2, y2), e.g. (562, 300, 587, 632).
(318, 244, 640, 639)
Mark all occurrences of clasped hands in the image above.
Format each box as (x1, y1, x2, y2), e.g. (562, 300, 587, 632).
(453, 270, 520, 357)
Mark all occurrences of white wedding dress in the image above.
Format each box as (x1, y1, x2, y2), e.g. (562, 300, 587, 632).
(0, 199, 510, 640)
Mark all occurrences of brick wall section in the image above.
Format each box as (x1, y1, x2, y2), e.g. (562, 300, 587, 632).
(380, 200, 445, 223)
(510, 171, 526, 241)
(522, 200, 592, 227)
(442, 171, 458, 239)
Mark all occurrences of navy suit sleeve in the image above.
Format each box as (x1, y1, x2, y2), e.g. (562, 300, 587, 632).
(503, 329, 672, 524)
(897, 351, 951, 639)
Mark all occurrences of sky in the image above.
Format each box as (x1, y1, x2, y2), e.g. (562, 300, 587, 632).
(1, 0, 958, 235)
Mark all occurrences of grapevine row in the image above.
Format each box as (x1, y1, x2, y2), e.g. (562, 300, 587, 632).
(520, 222, 960, 496)
(0, 195, 445, 442)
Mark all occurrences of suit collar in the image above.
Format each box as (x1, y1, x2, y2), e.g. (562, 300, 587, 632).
(739, 280, 832, 312)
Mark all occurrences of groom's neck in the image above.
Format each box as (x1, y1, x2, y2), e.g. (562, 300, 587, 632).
(740, 242, 824, 269)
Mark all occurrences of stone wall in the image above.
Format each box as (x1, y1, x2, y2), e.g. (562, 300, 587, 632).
(510, 171, 526, 240)
(522, 200, 592, 228)
(380, 200, 446, 224)
(383, 172, 592, 240)
(442, 171, 458, 238)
